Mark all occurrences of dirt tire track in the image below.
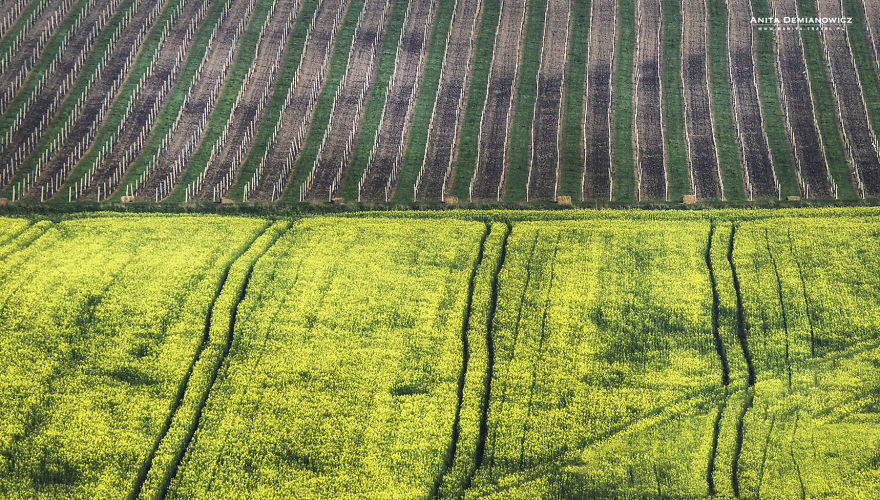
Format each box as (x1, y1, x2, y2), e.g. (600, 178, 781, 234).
(126, 220, 272, 500)
(464, 221, 510, 489)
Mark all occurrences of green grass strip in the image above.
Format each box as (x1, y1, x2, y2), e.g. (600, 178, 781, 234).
(224, 0, 318, 200)
(0, 0, 45, 66)
(110, 0, 237, 201)
(750, 0, 799, 197)
(165, 0, 276, 203)
(0, 0, 91, 143)
(275, 0, 366, 202)
(1, 0, 137, 198)
(389, 0, 455, 203)
(336, 0, 409, 200)
(796, 0, 856, 199)
(556, 0, 588, 199)
(58, 0, 186, 201)
(662, 0, 688, 201)
(707, 0, 746, 201)
(611, 0, 634, 202)
(844, 0, 880, 139)
(503, 0, 545, 202)
(450, 0, 500, 200)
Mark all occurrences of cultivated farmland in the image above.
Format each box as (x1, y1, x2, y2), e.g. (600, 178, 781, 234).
(2, 209, 880, 497)
(0, 0, 879, 204)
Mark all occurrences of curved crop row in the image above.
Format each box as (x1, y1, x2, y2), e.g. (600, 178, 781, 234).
(297, 0, 391, 201)
(412, 0, 482, 201)
(61, 0, 207, 201)
(356, 0, 437, 201)
(468, 0, 529, 201)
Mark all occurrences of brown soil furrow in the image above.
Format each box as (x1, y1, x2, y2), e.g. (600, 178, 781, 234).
(357, 0, 437, 201)
(681, 0, 722, 199)
(26, 0, 169, 200)
(816, 0, 880, 196)
(136, 0, 257, 200)
(0, 0, 31, 36)
(0, 0, 121, 192)
(581, 0, 615, 200)
(468, 0, 528, 201)
(0, 0, 75, 116)
(243, 0, 349, 201)
(524, 0, 570, 201)
(299, 0, 391, 201)
(862, 0, 880, 73)
(412, 0, 481, 201)
(193, 0, 304, 200)
(769, 0, 833, 196)
(86, 0, 215, 199)
(632, 0, 666, 201)
(727, 0, 780, 199)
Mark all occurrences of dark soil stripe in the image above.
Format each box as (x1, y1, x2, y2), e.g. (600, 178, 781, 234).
(431, 222, 490, 498)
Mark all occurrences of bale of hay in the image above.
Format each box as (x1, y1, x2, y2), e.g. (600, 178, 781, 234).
(786, 195, 801, 201)
(556, 195, 572, 205)
(0, 198, 8, 206)
(331, 197, 345, 204)
(120, 196, 135, 203)
(221, 198, 235, 205)
(682, 194, 697, 204)
(443, 196, 458, 204)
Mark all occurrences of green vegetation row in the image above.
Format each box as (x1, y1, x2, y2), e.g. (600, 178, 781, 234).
(796, 0, 855, 199)
(111, 0, 236, 200)
(503, 0, 545, 203)
(336, 0, 409, 201)
(59, 0, 186, 198)
(707, 0, 746, 201)
(750, 0, 800, 198)
(165, 0, 278, 203)
(556, 0, 589, 199)
(662, 0, 688, 201)
(611, 0, 635, 202)
(389, 0, 456, 204)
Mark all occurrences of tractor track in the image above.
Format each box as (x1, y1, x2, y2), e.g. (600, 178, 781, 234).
(431, 222, 489, 498)
(126, 221, 273, 500)
(463, 220, 510, 490)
